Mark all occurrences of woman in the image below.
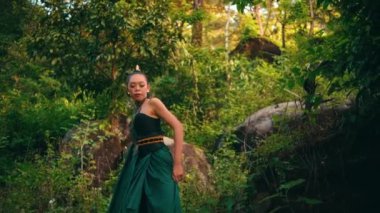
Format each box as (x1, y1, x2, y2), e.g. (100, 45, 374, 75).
(108, 68, 184, 213)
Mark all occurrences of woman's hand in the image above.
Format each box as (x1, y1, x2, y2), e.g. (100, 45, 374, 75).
(172, 163, 184, 182)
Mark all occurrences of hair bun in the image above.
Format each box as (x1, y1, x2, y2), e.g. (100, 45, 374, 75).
(126, 65, 148, 84)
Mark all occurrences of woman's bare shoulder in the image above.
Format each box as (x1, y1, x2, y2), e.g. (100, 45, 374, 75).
(148, 97, 169, 115)
(149, 97, 165, 106)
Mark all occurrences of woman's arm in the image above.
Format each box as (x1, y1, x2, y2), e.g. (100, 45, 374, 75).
(149, 98, 184, 182)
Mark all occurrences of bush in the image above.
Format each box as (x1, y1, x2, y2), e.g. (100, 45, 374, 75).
(1, 145, 110, 212)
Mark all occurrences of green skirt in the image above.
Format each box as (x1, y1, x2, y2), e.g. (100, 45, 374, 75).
(108, 143, 181, 213)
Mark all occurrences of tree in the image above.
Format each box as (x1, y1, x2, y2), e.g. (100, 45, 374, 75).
(308, 0, 315, 35)
(192, 0, 204, 46)
(0, 0, 34, 58)
(231, 0, 310, 47)
(28, 0, 181, 93)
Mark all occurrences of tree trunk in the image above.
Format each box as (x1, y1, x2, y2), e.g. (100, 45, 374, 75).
(254, 4, 264, 36)
(309, 0, 315, 35)
(225, 5, 232, 88)
(191, 62, 200, 117)
(225, 4, 230, 61)
(192, 0, 203, 46)
(281, 21, 286, 48)
(263, 0, 273, 36)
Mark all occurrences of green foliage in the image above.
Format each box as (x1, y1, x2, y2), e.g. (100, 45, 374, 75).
(0, 0, 35, 57)
(157, 44, 289, 148)
(28, 0, 182, 93)
(254, 133, 297, 158)
(257, 178, 322, 213)
(247, 127, 324, 212)
(275, 31, 354, 111)
(239, 14, 259, 40)
(320, 0, 380, 106)
(277, 0, 310, 25)
(231, 0, 255, 13)
(212, 142, 249, 212)
(1, 145, 109, 212)
(177, 136, 249, 212)
(0, 91, 96, 154)
(179, 167, 219, 212)
(1, 0, 379, 211)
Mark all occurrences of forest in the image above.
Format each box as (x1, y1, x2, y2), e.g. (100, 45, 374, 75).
(0, 0, 379, 212)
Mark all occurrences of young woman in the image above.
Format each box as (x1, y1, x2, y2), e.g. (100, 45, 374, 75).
(108, 69, 184, 213)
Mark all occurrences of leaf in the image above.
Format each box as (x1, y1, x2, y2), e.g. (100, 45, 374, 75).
(259, 193, 282, 203)
(291, 67, 301, 76)
(269, 206, 288, 213)
(297, 196, 323, 205)
(316, 0, 325, 7)
(279, 179, 305, 190)
(226, 197, 235, 211)
(51, 58, 58, 65)
(287, 79, 295, 89)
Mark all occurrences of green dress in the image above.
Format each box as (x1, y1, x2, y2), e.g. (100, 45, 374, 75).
(108, 113, 181, 213)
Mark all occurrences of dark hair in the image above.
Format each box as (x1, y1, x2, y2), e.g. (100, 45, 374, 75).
(126, 71, 149, 85)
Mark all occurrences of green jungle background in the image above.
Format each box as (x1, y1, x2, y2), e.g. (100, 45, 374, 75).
(0, 0, 379, 212)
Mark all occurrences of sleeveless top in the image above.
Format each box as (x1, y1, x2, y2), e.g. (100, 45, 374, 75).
(132, 112, 165, 158)
(133, 113, 164, 140)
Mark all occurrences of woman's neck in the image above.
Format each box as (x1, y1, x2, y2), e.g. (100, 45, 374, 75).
(135, 97, 147, 108)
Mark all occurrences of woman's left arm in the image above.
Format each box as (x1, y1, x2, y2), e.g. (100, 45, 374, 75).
(150, 98, 184, 182)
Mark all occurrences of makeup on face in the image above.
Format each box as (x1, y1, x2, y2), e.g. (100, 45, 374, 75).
(128, 74, 150, 102)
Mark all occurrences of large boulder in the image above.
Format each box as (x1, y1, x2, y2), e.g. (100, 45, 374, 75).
(230, 37, 281, 63)
(233, 100, 353, 152)
(165, 137, 212, 188)
(60, 115, 212, 188)
(60, 115, 128, 186)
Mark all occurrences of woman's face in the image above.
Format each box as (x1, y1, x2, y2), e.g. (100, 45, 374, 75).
(127, 74, 150, 102)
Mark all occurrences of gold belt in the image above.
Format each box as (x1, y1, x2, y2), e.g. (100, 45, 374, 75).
(137, 135, 164, 146)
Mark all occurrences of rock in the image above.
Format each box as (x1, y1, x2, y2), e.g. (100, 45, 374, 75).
(61, 116, 213, 188)
(233, 100, 353, 152)
(236, 101, 303, 137)
(230, 37, 281, 63)
(60, 115, 128, 186)
(165, 137, 212, 188)
(233, 101, 303, 151)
